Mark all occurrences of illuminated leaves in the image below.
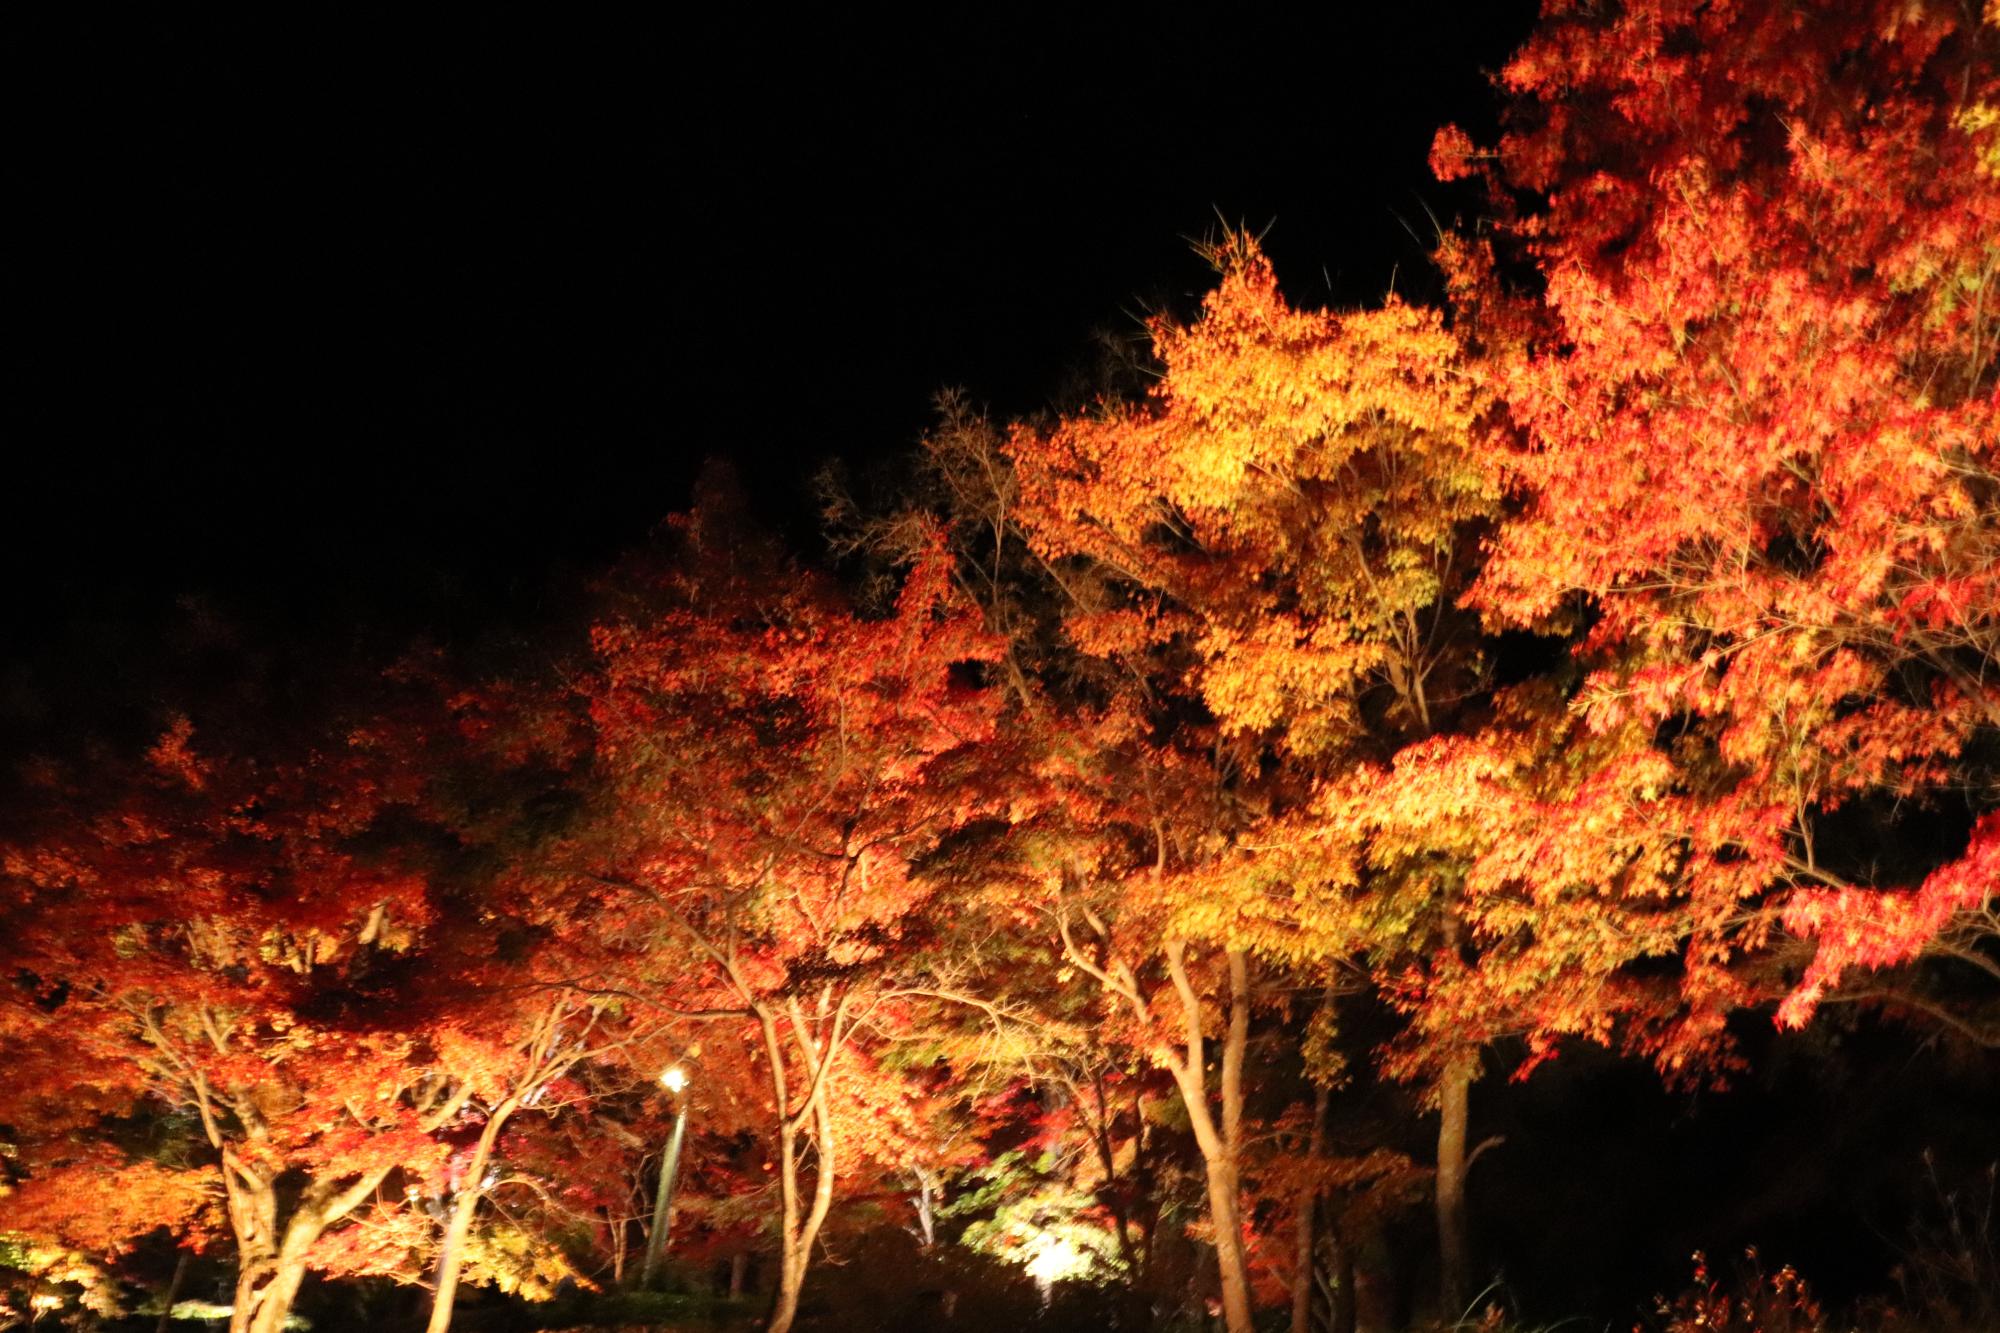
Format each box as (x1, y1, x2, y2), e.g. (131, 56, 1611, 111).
(1011, 243, 1498, 754)
(0, 1156, 212, 1255)
(1457, 0, 2000, 1030)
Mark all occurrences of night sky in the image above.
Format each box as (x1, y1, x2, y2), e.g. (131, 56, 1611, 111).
(10, 8, 1534, 654)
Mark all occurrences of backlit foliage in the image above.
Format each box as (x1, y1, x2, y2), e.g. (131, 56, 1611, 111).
(1012, 238, 1497, 754)
(1440, 0, 2000, 1030)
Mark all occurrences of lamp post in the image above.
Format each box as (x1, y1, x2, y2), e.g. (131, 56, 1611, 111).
(640, 1066, 690, 1289)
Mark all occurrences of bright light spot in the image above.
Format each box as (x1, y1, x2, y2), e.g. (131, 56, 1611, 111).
(1024, 1231, 1088, 1287)
(661, 1065, 688, 1093)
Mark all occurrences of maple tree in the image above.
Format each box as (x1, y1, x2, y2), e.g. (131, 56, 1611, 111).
(412, 989, 632, 1333)
(0, 711, 460, 1333)
(1430, 0, 2000, 1049)
(0, 656, 643, 1333)
(566, 491, 1010, 1333)
(1001, 232, 1505, 1323)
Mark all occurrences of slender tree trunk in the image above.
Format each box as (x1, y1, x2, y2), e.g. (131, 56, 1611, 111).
(1329, 1225, 1357, 1333)
(1197, 1154, 1254, 1333)
(1163, 943, 1254, 1333)
(912, 1167, 937, 1249)
(766, 994, 842, 1333)
(770, 1119, 806, 1333)
(1291, 1196, 1316, 1333)
(770, 1082, 837, 1333)
(426, 1097, 518, 1333)
(1291, 1084, 1330, 1333)
(1434, 885, 1475, 1323)
(1083, 1069, 1136, 1271)
(156, 1249, 191, 1333)
(1435, 1054, 1472, 1321)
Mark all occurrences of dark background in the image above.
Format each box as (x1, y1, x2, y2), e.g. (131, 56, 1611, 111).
(8, 9, 1531, 649)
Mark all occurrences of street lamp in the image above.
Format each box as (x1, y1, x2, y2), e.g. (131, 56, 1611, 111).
(639, 1066, 691, 1289)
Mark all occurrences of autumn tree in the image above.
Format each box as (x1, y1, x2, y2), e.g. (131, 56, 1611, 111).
(1431, 1, 2000, 1046)
(0, 712, 465, 1333)
(414, 988, 634, 1332)
(997, 234, 1501, 1326)
(567, 493, 1010, 1333)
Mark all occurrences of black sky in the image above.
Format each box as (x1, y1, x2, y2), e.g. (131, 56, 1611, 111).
(8, 8, 1535, 668)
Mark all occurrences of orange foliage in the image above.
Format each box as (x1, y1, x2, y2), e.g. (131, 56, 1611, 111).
(1444, 0, 2000, 1031)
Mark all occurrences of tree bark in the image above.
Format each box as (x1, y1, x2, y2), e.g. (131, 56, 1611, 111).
(1434, 882, 1475, 1323)
(1329, 1225, 1357, 1333)
(765, 995, 842, 1333)
(234, 1202, 321, 1333)
(1162, 942, 1255, 1333)
(1197, 1153, 1254, 1333)
(770, 1079, 837, 1333)
(770, 1118, 805, 1333)
(235, 1252, 311, 1333)
(1435, 1054, 1472, 1321)
(912, 1167, 937, 1249)
(426, 1096, 519, 1333)
(1088, 1073, 1137, 1272)
(1291, 1084, 1330, 1333)
(155, 1249, 191, 1333)
(225, 1167, 392, 1333)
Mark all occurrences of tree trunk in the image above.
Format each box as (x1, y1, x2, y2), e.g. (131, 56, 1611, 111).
(1435, 886, 1475, 1323)
(1329, 1225, 1357, 1333)
(234, 1251, 312, 1333)
(223, 1164, 392, 1333)
(769, 1236, 806, 1333)
(770, 1083, 837, 1333)
(1198, 1153, 1254, 1333)
(766, 996, 841, 1333)
(1291, 1196, 1316, 1333)
(1163, 943, 1254, 1333)
(1084, 1070, 1136, 1271)
(1435, 1054, 1472, 1321)
(912, 1167, 937, 1249)
(156, 1249, 191, 1333)
(199, 1069, 404, 1333)
(218, 1157, 278, 1333)
(770, 1115, 805, 1333)
(234, 1205, 324, 1333)
(1291, 1084, 1330, 1333)
(427, 1098, 518, 1333)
